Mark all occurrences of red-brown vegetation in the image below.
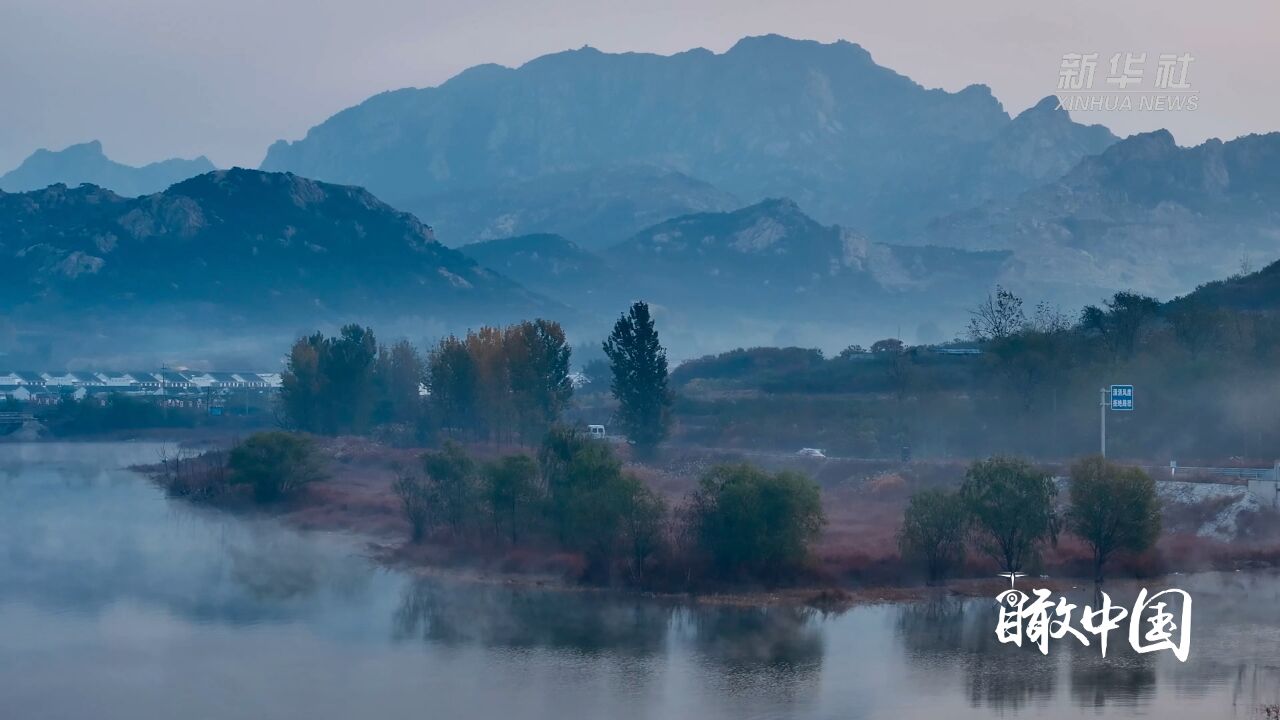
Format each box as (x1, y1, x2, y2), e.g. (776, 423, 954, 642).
(148, 436, 1280, 599)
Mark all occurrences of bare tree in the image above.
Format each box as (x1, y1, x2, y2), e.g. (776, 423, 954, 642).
(1030, 301, 1071, 334)
(968, 286, 1026, 342)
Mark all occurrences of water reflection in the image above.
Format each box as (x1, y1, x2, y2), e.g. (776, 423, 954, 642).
(688, 605, 825, 668)
(3, 443, 1280, 720)
(895, 598, 1058, 711)
(0, 442, 374, 625)
(684, 604, 825, 713)
(1066, 640, 1158, 709)
(393, 579, 673, 654)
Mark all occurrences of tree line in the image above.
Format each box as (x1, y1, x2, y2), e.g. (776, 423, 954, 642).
(161, 426, 1161, 590)
(392, 426, 826, 587)
(671, 284, 1280, 461)
(280, 301, 675, 453)
(899, 455, 1160, 584)
(426, 319, 574, 444)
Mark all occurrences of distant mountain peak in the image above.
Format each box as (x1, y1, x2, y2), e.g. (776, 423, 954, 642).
(957, 83, 998, 100)
(261, 36, 1115, 237)
(0, 169, 552, 343)
(1101, 128, 1179, 158)
(39, 139, 106, 158)
(919, 130, 1280, 307)
(752, 197, 803, 214)
(613, 198, 848, 262)
(0, 140, 216, 196)
(1024, 95, 1066, 115)
(726, 34, 871, 60)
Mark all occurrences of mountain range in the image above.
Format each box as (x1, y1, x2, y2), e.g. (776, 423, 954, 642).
(0, 141, 216, 197)
(260, 35, 1116, 241)
(1179, 256, 1280, 312)
(461, 233, 622, 303)
(4, 34, 1280, 366)
(458, 198, 1010, 353)
(0, 169, 554, 366)
(917, 130, 1280, 307)
(608, 197, 1008, 308)
(411, 165, 739, 249)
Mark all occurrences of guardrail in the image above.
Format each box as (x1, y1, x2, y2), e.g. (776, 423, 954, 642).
(1168, 460, 1280, 481)
(1164, 461, 1280, 506)
(0, 412, 35, 423)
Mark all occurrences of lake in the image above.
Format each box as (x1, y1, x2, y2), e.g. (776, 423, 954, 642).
(1, 442, 1277, 719)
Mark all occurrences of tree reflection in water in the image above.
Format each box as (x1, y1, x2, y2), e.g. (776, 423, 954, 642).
(683, 604, 827, 709)
(687, 605, 826, 669)
(393, 578, 672, 655)
(893, 584, 1280, 716)
(896, 597, 1059, 712)
(393, 579, 828, 711)
(1065, 640, 1157, 709)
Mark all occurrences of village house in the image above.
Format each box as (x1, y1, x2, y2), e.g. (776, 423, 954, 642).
(0, 370, 278, 405)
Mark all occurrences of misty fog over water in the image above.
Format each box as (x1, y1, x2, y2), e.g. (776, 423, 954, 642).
(0, 443, 1277, 719)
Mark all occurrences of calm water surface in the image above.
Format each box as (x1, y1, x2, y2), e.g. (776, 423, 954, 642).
(1, 442, 1278, 719)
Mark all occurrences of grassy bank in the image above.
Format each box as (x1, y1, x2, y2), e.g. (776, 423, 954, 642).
(141, 434, 1280, 604)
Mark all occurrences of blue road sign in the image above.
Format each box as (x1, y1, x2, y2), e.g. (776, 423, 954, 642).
(1110, 384, 1134, 411)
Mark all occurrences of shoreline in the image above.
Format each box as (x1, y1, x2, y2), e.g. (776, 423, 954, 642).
(123, 433, 1280, 609)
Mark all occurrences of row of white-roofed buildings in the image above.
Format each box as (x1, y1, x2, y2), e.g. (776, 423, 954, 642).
(0, 371, 281, 405)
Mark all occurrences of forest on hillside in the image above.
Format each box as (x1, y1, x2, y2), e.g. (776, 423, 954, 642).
(653, 281, 1280, 462)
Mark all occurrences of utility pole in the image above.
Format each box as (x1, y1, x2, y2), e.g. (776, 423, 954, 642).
(1099, 386, 1107, 457)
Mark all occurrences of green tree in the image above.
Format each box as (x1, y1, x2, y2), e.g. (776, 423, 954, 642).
(569, 471, 666, 583)
(899, 489, 969, 584)
(620, 477, 667, 585)
(228, 431, 326, 502)
(538, 426, 623, 545)
(959, 456, 1057, 574)
(320, 324, 378, 434)
(483, 454, 543, 543)
(374, 339, 425, 425)
(506, 319, 574, 441)
(603, 301, 672, 456)
(281, 333, 325, 432)
(421, 441, 479, 533)
(534, 426, 667, 581)
(393, 473, 435, 543)
(1067, 456, 1161, 582)
(870, 338, 904, 354)
(688, 463, 826, 583)
(1168, 298, 1222, 358)
(428, 335, 477, 437)
(280, 326, 378, 434)
(466, 326, 513, 442)
(1082, 291, 1161, 358)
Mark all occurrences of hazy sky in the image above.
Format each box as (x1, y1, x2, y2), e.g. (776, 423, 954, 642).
(2, 0, 1277, 172)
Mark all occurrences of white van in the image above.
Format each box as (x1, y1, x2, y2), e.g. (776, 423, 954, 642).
(588, 424, 607, 440)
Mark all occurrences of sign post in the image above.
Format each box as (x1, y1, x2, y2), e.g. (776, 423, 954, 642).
(1099, 388, 1107, 457)
(1100, 384, 1134, 457)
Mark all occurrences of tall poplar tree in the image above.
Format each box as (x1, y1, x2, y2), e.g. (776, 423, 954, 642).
(602, 301, 672, 456)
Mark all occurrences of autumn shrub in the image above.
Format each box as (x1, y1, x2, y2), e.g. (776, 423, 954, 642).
(687, 463, 825, 584)
(898, 488, 968, 584)
(227, 431, 326, 502)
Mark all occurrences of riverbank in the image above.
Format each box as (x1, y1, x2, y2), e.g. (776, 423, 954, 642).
(139, 434, 1280, 606)
(11, 439, 1280, 720)
(2, 423, 260, 447)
